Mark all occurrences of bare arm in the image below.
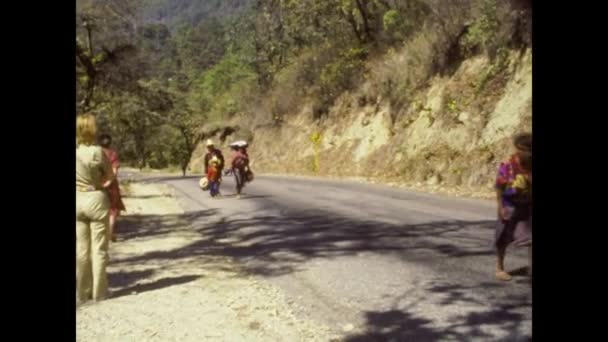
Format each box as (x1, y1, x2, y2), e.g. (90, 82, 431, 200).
(496, 188, 504, 219)
(101, 152, 114, 189)
(495, 162, 509, 220)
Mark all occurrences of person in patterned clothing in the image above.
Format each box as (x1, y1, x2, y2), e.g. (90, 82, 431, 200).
(494, 132, 532, 281)
(204, 139, 225, 197)
(207, 156, 222, 197)
(99, 134, 126, 242)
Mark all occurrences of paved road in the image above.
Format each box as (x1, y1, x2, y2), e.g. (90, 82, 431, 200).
(125, 171, 532, 341)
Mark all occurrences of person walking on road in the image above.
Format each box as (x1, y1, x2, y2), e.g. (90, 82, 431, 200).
(203, 139, 224, 196)
(494, 132, 532, 281)
(76, 114, 114, 302)
(229, 143, 251, 199)
(99, 134, 126, 242)
(207, 156, 222, 197)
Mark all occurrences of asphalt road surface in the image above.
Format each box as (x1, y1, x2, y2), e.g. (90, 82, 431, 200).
(125, 171, 532, 341)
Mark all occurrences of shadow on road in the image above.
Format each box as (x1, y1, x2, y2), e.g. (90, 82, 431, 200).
(343, 309, 445, 342)
(220, 194, 274, 200)
(122, 194, 173, 199)
(343, 307, 530, 341)
(110, 275, 201, 299)
(126, 175, 200, 184)
(343, 281, 531, 341)
(112, 196, 530, 340)
(115, 208, 498, 278)
(108, 269, 155, 289)
(117, 209, 218, 241)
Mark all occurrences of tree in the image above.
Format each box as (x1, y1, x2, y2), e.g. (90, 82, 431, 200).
(76, 0, 143, 113)
(165, 92, 205, 177)
(174, 18, 227, 76)
(99, 94, 162, 169)
(137, 79, 206, 176)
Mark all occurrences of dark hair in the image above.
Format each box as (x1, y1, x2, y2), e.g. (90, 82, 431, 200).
(99, 134, 112, 148)
(512, 133, 531, 171)
(513, 132, 531, 153)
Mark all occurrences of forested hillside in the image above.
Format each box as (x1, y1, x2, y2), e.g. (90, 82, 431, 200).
(76, 0, 531, 194)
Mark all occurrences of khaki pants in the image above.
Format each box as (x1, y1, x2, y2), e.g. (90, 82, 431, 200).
(76, 190, 110, 301)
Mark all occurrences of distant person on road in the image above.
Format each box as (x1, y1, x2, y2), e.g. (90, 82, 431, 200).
(207, 156, 222, 197)
(229, 143, 251, 199)
(494, 132, 532, 281)
(241, 145, 254, 183)
(204, 139, 224, 196)
(76, 114, 114, 303)
(99, 134, 126, 242)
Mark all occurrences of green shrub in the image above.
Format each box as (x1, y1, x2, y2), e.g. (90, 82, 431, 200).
(383, 9, 414, 42)
(317, 47, 367, 113)
(475, 47, 509, 94)
(461, 0, 516, 59)
(192, 53, 258, 122)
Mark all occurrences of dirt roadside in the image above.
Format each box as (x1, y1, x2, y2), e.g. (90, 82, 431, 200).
(76, 181, 335, 342)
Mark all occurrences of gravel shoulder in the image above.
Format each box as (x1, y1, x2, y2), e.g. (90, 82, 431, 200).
(76, 181, 335, 342)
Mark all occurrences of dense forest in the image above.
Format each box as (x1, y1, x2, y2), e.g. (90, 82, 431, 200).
(76, 0, 531, 179)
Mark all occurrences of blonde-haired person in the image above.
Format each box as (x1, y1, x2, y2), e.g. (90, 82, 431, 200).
(76, 113, 114, 302)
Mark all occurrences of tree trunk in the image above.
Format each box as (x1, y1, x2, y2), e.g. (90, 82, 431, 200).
(85, 24, 93, 56)
(76, 43, 97, 111)
(354, 0, 374, 43)
(253, 0, 266, 88)
(134, 134, 147, 170)
(377, 0, 391, 10)
(177, 126, 200, 178)
(138, 149, 147, 170)
(84, 77, 96, 112)
(344, 10, 365, 44)
(84, 23, 96, 111)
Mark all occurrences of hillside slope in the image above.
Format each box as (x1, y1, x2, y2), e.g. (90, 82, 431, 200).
(139, 0, 251, 30)
(193, 47, 531, 198)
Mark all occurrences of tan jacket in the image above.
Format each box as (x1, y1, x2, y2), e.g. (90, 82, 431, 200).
(76, 145, 112, 192)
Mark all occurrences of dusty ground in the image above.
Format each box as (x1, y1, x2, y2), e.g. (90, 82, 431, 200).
(76, 182, 334, 342)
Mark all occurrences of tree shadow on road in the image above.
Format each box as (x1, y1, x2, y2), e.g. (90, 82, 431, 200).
(112, 205, 530, 339)
(127, 175, 200, 183)
(122, 194, 173, 199)
(117, 209, 218, 241)
(113, 208, 506, 278)
(108, 269, 155, 289)
(220, 194, 274, 200)
(110, 275, 201, 299)
(343, 310, 446, 342)
(343, 307, 531, 342)
(343, 282, 531, 341)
